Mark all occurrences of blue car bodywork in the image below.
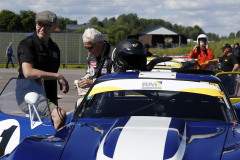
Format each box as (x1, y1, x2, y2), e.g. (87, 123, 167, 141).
(0, 78, 73, 157)
(1, 72, 240, 160)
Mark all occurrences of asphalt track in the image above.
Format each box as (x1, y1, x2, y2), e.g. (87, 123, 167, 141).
(0, 68, 86, 112)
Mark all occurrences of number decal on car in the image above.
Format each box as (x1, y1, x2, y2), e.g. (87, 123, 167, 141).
(0, 119, 20, 157)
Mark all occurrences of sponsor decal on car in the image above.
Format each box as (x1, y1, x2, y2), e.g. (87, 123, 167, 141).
(0, 119, 20, 156)
(90, 62, 97, 67)
(88, 79, 224, 98)
(142, 81, 162, 89)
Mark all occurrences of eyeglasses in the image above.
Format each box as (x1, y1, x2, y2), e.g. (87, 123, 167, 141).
(85, 46, 94, 50)
(36, 23, 53, 30)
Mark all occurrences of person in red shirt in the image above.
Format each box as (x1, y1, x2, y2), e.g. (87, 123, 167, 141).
(188, 34, 214, 69)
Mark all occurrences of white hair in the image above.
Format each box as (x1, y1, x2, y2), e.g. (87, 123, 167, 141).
(82, 28, 104, 44)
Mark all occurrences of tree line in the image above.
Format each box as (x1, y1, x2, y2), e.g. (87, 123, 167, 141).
(1, 10, 240, 46)
(0, 10, 77, 32)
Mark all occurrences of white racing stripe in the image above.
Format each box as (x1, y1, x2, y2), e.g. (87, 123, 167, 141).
(96, 116, 172, 160)
(166, 124, 186, 160)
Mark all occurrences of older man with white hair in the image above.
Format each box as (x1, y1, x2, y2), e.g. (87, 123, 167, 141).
(74, 28, 115, 106)
(75, 28, 115, 92)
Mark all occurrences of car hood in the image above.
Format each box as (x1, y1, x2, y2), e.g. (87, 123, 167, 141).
(61, 116, 230, 160)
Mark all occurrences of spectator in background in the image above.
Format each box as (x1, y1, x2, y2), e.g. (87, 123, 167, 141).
(144, 43, 159, 57)
(235, 43, 240, 49)
(5, 42, 14, 68)
(233, 43, 240, 64)
(207, 43, 239, 97)
(210, 43, 240, 72)
(188, 34, 214, 69)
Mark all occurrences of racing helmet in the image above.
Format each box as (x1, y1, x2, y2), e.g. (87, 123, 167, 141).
(114, 39, 146, 71)
(197, 34, 208, 44)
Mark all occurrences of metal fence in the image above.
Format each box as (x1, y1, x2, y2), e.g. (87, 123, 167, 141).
(0, 32, 108, 65)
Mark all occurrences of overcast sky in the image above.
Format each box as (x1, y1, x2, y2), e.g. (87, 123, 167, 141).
(0, 0, 239, 37)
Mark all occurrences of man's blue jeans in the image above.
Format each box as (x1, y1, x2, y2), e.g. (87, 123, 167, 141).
(5, 55, 14, 68)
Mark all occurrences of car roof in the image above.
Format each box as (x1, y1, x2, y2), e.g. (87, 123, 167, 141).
(99, 71, 220, 82)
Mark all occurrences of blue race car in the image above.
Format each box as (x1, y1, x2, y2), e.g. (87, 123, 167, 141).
(1, 71, 240, 160)
(0, 78, 73, 157)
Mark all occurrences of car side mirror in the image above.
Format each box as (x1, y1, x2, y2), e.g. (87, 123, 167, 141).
(24, 92, 43, 129)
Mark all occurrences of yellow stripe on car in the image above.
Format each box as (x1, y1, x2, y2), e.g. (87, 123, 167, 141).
(88, 87, 124, 97)
(180, 88, 225, 97)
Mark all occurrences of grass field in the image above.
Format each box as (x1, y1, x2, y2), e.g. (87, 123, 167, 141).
(151, 38, 240, 58)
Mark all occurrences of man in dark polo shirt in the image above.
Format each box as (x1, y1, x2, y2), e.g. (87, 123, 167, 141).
(207, 43, 239, 97)
(17, 10, 69, 130)
(207, 43, 239, 72)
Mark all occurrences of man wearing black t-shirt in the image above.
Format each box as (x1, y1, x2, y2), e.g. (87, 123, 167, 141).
(207, 43, 239, 72)
(207, 43, 239, 96)
(17, 11, 69, 130)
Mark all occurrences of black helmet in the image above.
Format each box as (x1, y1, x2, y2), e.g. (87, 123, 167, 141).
(114, 39, 146, 71)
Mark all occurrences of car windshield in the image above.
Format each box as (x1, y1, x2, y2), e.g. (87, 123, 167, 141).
(0, 78, 51, 119)
(80, 79, 232, 122)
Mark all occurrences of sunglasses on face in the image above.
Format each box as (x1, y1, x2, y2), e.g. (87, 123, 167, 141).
(85, 46, 94, 50)
(36, 23, 53, 29)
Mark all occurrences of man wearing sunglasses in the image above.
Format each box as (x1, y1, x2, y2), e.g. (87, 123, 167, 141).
(74, 28, 115, 104)
(17, 10, 69, 130)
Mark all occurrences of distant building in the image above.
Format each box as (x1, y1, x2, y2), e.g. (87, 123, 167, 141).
(66, 24, 97, 32)
(127, 25, 187, 48)
(187, 39, 194, 42)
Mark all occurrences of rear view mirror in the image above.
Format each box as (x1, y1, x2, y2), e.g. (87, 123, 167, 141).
(24, 92, 43, 129)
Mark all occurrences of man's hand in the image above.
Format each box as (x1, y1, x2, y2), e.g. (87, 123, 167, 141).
(193, 45, 198, 50)
(78, 79, 93, 88)
(57, 74, 69, 93)
(205, 42, 209, 49)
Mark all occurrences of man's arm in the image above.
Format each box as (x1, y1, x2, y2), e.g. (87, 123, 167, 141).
(207, 58, 219, 64)
(232, 64, 239, 72)
(188, 47, 198, 58)
(5, 48, 8, 58)
(22, 62, 69, 93)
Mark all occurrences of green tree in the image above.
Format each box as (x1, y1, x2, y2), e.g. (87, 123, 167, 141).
(12, 14, 23, 31)
(116, 13, 140, 35)
(182, 26, 193, 38)
(206, 33, 219, 41)
(228, 32, 236, 39)
(102, 18, 108, 27)
(0, 10, 21, 31)
(19, 10, 35, 32)
(107, 17, 116, 27)
(173, 24, 185, 34)
(236, 30, 240, 38)
(108, 25, 130, 45)
(182, 25, 204, 40)
(164, 21, 173, 30)
(193, 25, 204, 36)
(58, 17, 77, 30)
(97, 21, 104, 28)
(57, 17, 67, 30)
(89, 17, 99, 25)
(65, 18, 77, 25)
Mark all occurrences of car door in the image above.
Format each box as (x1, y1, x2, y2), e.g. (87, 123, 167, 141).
(215, 72, 240, 120)
(0, 78, 55, 157)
